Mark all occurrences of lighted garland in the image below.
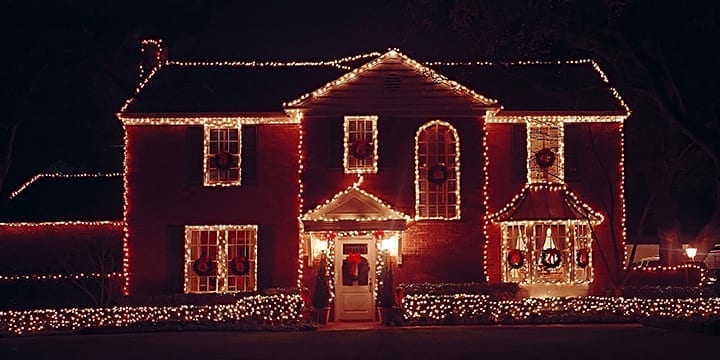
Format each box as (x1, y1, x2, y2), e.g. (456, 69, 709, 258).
(0, 294, 303, 336)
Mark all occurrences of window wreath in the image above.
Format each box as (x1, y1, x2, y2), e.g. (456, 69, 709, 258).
(534, 148, 556, 169)
(507, 249, 525, 269)
(540, 248, 562, 268)
(576, 248, 590, 268)
(427, 164, 449, 185)
(350, 138, 372, 160)
(192, 256, 216, 276)
(229, 256, 250, 276)
(212, 150, 237, 171)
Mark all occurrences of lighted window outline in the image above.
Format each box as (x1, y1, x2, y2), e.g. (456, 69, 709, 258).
(343, 116, 378, 174)
(527, 122, 564, 184)
(184, 225, 258, 294)
(414, 120, 461, 220)
(500, 222, 593, 285)
(203, 125, 242, 187)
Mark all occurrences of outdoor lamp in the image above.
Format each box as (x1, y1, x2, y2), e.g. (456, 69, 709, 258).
(685, 247, 697, 261)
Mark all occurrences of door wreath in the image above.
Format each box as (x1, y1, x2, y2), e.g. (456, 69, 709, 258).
(212, 150, 237, 171)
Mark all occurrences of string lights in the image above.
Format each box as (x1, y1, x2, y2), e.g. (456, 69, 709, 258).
(0, 272, 123, 282)
(8, 172, 122, 200)
(0, 294, 302, 336)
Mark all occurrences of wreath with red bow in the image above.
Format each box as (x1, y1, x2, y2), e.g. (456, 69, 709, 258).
(212, 150, 237, 171)
(350, 138, 372, 160)
(540, 248, 562, 269)
(507, 249, 525, 269)
(229, 256, 250, 276)
(535, 148, 556, 169)
(576, 248, 590, 268)
(343, 252, 363, 282)
(192, 256, 216, 276)
(428, 164, 449, 185)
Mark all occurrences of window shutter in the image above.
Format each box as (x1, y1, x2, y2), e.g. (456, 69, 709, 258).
(564, 124, 580, 181)
(241, 125, 258, 184)
(511, 124, 527, 182)
(326, 119, 343, 169)
(185, 126, 204, 186)
(166, 225, 186, 293)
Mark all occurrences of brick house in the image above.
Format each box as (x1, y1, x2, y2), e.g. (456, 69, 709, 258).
(2, 39, 629, 318)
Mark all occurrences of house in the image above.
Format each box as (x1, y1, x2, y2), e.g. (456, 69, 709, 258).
(0, 173, 124, 308)
(114, 38, 630, 317)
(2, 39, 630, 319)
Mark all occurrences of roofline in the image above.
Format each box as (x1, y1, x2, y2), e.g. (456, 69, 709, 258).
(487, 111, 629, 124)
(9, 172, 123, 200)
(117, 111, 300, 126)
(284, 48, 499, 109)
(0, 220, 124, 227)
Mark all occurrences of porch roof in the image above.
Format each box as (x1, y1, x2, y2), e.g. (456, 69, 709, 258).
(489, 184, 603, 224)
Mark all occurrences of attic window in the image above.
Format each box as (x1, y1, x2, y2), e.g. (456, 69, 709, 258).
(384, 73, 401, 90)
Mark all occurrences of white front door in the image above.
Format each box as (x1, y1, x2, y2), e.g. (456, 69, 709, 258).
(334, 236, 376, 321)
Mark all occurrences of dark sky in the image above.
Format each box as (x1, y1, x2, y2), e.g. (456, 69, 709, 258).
(3, 0, 719, 235)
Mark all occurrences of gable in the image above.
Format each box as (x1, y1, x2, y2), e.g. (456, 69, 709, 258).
(302, 186, 409, 221)
(284, 50, 499, 116)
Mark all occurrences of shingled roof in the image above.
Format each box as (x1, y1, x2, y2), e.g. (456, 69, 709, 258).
(489, 184, 603, 224)
(121, 51, 627, 115)
(0, 174, 123, 222)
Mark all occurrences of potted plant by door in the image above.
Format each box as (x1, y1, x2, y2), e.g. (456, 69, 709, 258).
(311, 256, 331, 324)
(377, 253, 399, 325)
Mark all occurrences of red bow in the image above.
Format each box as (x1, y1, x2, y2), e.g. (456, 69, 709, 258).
(347, 252, 362, 277)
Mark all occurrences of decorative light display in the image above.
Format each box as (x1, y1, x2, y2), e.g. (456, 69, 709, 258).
(203, 125, 242, 187)
(402, 295, 720, 323)
(8, 172, 122, 200)
(488, 183, 604, 224)
(414, 120, 461, 220)
(122, 126, 131, 295)
(116, 41, 632, 292)
(0, 220, 123, 228)
(343, 116, 379, 174)
(284, 49, 498, 108)
(301, 177, 411, 223)
(0, 294, 302, 336)
(0, 272, 123, 282)
(527, 122, 564, 184)
(629, 263, 707, 287)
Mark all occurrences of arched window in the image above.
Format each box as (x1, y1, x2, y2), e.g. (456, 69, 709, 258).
(415, 120, 460, 219)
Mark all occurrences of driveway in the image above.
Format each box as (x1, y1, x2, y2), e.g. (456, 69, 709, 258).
(1, 324, 715, 360)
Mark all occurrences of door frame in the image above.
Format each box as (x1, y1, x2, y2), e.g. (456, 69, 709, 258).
(333, 235, 377, 321)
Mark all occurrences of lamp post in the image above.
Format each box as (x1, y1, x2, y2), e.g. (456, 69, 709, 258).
(685, 247, 697, 286)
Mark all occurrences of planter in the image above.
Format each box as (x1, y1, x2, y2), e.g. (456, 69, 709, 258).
(315, 307, 331, 324)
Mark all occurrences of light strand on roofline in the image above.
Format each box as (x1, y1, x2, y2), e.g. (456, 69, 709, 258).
(9, 173, 122, 200)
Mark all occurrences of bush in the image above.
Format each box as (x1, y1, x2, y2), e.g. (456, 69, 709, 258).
(398, 282, 520, 300)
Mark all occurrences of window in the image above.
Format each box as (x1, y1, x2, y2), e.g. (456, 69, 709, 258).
(204, 125, 241, 186)
(343, 116, 378, 174)
(527, 123, 563, 184)
(415, 120, 460, 220)
(184, 225, 257, 293)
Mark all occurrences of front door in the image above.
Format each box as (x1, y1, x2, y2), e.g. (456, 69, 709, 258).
(334, 236, 376, 321)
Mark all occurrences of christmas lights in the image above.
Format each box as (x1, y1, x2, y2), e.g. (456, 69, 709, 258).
(118, 115, 299, 126)
(0, 272, 123, 282)
(284, 49, 498, 108)
(0, 220, 123, 227)
(0, 293, 302, 336)
(301, 180, 411, 223)
(8, 172, 122, 200)
(414, 120, 461, 220)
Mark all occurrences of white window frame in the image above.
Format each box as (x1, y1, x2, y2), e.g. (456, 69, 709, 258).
(343, 116, 378, 174)
(414, 120, 461, 220)
(527, 122, 564, 184)
(184, 225, 258, 294)
(204, 125, 242, 186)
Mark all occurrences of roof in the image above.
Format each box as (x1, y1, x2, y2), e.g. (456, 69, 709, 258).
(120, 49, 627, 115)
(1, 174, 123, 222)
(489, 184, 603, 224)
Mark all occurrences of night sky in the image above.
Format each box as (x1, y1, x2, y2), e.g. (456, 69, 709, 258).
(3, 0, 719, 237)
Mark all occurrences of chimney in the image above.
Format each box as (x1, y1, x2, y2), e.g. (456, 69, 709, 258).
(139, 38, 167, 80)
